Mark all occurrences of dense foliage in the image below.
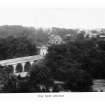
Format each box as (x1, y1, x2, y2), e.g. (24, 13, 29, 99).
(0, 36, 37, 60)
(0, 26, 105, 92)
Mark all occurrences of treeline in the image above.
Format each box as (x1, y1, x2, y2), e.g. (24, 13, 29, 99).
(0, 25, 49, 46)
(0, 25, 104, 45)
(0, 25, 82, 45)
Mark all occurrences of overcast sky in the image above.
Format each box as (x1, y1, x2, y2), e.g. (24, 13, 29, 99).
(0, 8, 104, 29)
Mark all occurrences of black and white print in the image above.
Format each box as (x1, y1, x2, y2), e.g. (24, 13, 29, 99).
(0, 8, 104, 92)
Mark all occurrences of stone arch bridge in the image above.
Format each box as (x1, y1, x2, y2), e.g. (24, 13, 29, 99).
(0, 55, 44, 76)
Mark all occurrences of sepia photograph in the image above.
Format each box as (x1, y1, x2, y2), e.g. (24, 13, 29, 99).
(0, 8, 104, 93)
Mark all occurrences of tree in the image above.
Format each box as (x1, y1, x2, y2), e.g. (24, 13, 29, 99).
(76, 31, 85, 40)
(64, 68, 93, 92)
(0, 38, 9, 60)
(97, 40, 105, 51)
(82, 48, 105, 79)
(2, 74, 31, 93)
(45, 41, 93, 91)
(2, 75, 17, 93)
(0, 66, 10, 91)
(45, 43, 82, 81)
(0, 36, 38, 60)
(29, 63, 53, 92)
(6, 36, 37, 58)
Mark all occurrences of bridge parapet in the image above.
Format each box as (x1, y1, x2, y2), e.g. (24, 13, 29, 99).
(0, 55, 43, 66)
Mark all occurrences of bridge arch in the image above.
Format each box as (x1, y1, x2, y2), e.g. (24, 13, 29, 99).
(0, 55, 43, 76)
(24, 62, 31, 72)
(16, 63, 23, 73)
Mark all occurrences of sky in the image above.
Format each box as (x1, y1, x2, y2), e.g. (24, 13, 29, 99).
(0, 8, 104, 29)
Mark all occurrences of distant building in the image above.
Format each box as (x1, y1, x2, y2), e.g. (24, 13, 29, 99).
(65, 34, 72, 37)
(97, 34, 105, 41)
(37, 45, 48, 56)
(48, 34, 64, 45)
